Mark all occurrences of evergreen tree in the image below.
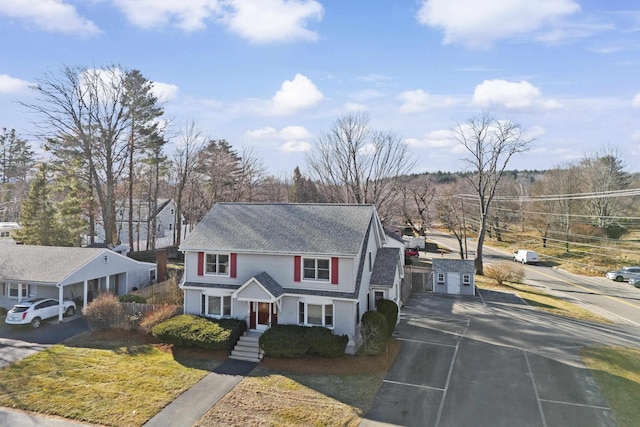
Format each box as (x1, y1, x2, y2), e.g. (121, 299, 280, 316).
(13, 164, 67, 246)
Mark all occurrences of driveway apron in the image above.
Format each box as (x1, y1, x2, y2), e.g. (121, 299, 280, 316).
(361, 291, 633, 427)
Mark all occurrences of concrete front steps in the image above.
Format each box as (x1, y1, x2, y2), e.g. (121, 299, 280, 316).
(229, 331, 264, 363)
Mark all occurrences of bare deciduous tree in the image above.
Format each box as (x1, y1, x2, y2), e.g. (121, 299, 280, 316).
(306, 112, 414, 216)
(456, 112, 533, 274)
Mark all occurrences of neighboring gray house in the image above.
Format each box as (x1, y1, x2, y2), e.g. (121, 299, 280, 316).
(432, 258, 476, 296)
(179, 203, 403, 355)
(0, 245, 157, 320)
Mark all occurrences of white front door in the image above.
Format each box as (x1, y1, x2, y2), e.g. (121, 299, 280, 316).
(447, 273, 460, 294)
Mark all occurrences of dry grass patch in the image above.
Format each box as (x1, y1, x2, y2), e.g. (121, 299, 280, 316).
(582, 347, 640, 427)
(197, 339, 401, 427)
(476, 276, 611, 323)
(0, 330, 225, 426)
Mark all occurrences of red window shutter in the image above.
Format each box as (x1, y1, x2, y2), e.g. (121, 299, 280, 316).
(331, 257, 339, 285)
(294, 256, 301, 282)
(197, 252, 204, 276)
(230, 253, 237, 278)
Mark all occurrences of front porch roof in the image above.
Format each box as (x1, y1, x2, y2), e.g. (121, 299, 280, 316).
(232, 272, 285, 302)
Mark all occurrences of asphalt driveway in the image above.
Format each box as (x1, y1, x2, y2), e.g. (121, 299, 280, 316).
(0, 315, 88, 368)
(362, 290, 640, 427)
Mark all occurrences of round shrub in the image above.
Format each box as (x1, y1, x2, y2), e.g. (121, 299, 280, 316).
(359, 310, 388, 356)
(259, 325, 309, 358)
(119, 294, 147, 303)
(152, 315, 245, 350)
(376, 299, 399, 338)
(82, 293, 124, 330)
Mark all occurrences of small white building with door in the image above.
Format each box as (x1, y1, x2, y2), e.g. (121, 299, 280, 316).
(432, 259, 475, 296)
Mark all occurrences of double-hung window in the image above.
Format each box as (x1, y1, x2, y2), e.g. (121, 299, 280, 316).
(463, 274, 471, 286)
(202, 295, 231, 317)
(299, 302, 334, 327)
(206, 254, 229, 275)
(8, 283, 30, 299)
(436, 273, 445, 284)
(303, 258, 330, 282)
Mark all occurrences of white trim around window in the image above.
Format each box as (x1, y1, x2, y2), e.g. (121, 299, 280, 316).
(302, 257, 330, 282)
(6, 283, 32, 299)
(436, 272, 445, 284)
(298, 300, 334, 328)
(201, 294, 232, 317)
(205, 253, 230, 276)
(463, 274, 471, 285)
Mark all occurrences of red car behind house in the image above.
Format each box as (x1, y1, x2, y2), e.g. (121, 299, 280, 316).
(405, 248, 419, 258)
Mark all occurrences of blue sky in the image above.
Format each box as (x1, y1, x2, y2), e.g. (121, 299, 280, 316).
(1, 0, 639, 176)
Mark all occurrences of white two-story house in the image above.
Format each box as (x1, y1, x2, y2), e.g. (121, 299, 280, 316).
(179, 203, 403, 354)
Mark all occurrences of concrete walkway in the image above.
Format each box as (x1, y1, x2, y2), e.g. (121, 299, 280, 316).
(143, 359, 257, 427)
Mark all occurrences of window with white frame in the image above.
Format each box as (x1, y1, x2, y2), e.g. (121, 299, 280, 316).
(368, 252, 372, 272)
(299, 301, 334, 327)
(303, 258, 330, 281)
(201, 294, 231, 317)
(374, 291, 384, 308)
(436, 273, 445, 284)
(8, 283, 30, 299)
(205, 254, 229, 275)
(0, 231, 9, 237)
(463, 274, 471, 286)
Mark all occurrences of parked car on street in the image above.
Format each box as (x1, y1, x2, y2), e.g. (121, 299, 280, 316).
(605, 266, 640, 282)
(5, 298, 76, 328)
(628, 277, 640, 287)
(513, 249, 540, 265)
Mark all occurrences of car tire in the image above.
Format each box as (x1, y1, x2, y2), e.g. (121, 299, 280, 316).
(65, 306, 75, 317)
(31, 317, 41, 329)
(615, 276, 623, 282)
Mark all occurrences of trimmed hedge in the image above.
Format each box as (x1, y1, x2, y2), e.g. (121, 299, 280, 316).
(260, 325, 348, 358)
(376, 299, 398, 338)
(152, 315, 247, 350)
(359, 310, 388, 356)
(119, 294, 147, 303)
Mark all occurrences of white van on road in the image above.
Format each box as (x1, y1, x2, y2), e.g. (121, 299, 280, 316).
(513, 249, 540, 265)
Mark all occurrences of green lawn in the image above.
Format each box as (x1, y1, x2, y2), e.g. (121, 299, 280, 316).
(0, 332, 223, 426)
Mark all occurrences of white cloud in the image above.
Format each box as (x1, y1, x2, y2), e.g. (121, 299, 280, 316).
(398, 89, 431, 113)
(246, 126, 277, 139)
(416, 0, 580, 48)
(245, 125, 313, 152)
(0, 0, 99, 36)
(151, 82, 179, 103)
(406, 129, 458, 149)
(0, 74, 31, 93)
(268, 74, 324, 115)
(633, 93, 640, 108)
(632, 130, 640, 142)
(113, 0, 219, 32)
(221, 0, 323, 43)
(472, 79, 561, 111)
(344, 102, 368, 112)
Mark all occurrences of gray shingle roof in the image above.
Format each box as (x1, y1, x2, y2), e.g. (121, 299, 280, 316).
(0, 245, 107, 283)
(180, 203, 376, 256)
(432, 258, 475, 273)
(371, 247, 400, 288)
(253, 271, 285, 298)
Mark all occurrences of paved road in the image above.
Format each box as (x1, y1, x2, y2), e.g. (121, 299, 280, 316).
(425, 231, 640, 326)
(362, 291, 640, 427)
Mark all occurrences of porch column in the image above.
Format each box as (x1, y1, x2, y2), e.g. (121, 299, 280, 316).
(83, 280, 88, 307)
(58, 286, 64, 322)
(105, 275, 110, 292)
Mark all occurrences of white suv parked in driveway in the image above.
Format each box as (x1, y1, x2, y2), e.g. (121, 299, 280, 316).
(5, 298, 76, 328)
